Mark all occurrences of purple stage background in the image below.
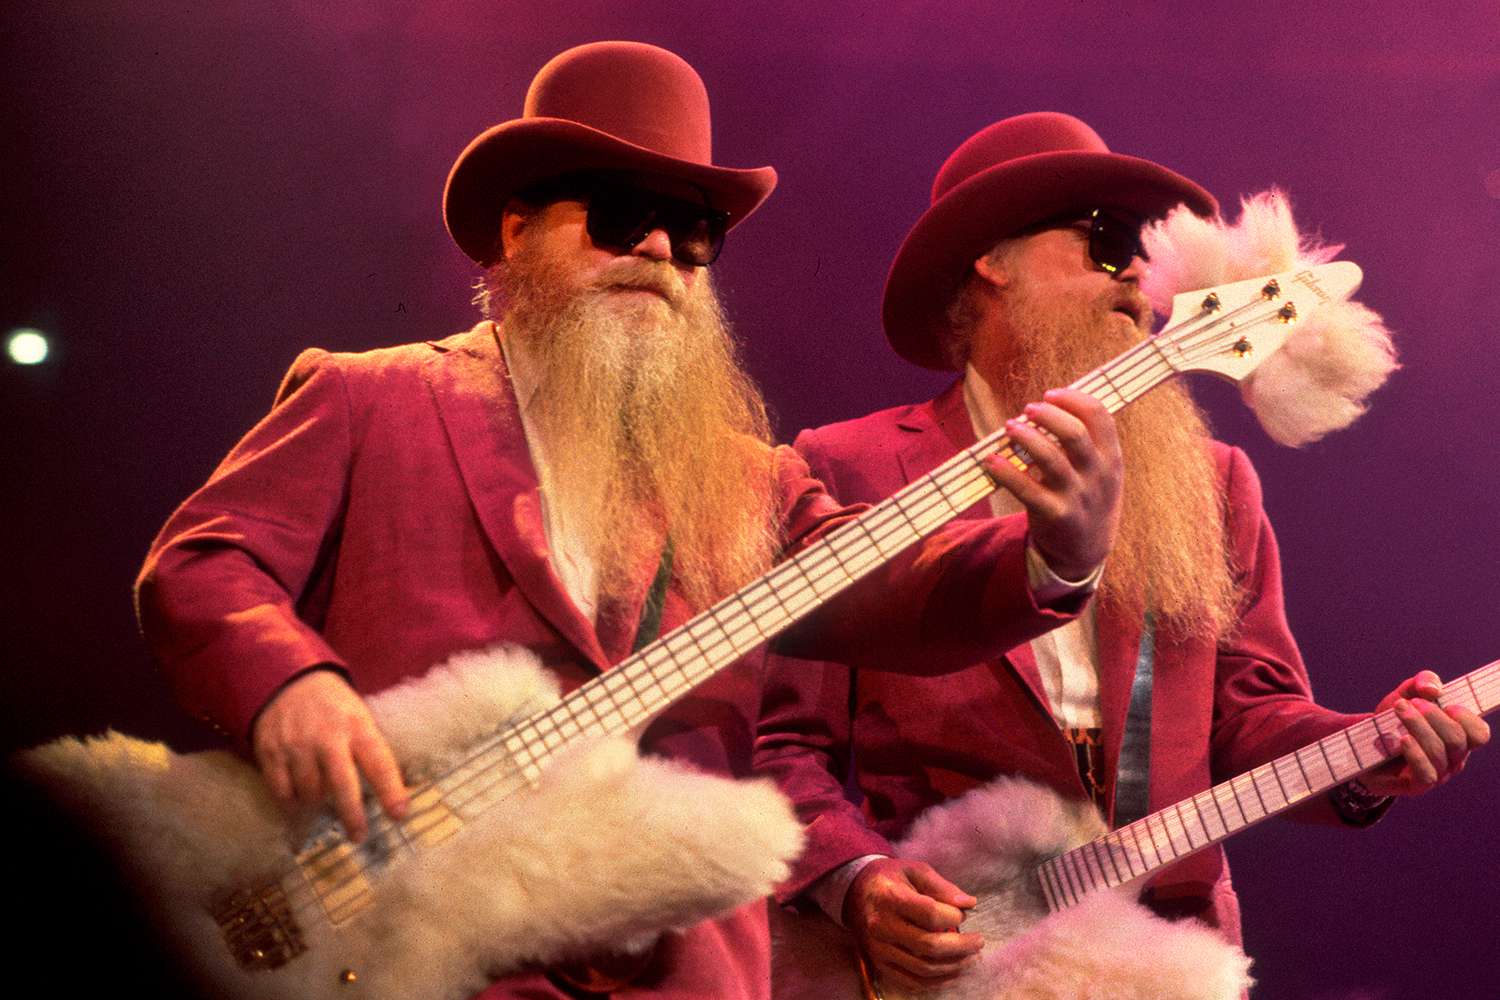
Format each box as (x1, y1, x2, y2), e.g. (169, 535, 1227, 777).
(3, 4, 1497, 998)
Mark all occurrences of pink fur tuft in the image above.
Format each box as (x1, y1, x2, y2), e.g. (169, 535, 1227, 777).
(1141, 189, 1395, 446)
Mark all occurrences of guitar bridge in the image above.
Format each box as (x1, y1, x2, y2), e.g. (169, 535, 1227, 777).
(213, 882, 307, 970)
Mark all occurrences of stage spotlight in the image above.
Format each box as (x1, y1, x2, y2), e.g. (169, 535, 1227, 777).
(7, 328, 50, 366)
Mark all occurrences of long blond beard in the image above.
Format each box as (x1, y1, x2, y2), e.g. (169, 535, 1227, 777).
(495, 244, 778, 612)
(984, 277, 1241, 639)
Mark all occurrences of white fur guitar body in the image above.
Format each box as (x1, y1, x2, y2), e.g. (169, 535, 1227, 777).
(22, 646, 804, 1000)
(771, 779, 1251, 1000)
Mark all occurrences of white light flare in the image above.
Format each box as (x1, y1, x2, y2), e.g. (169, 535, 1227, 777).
(7, 328, 51, 366)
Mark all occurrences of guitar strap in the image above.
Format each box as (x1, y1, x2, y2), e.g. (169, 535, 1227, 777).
(632, 540, 674, 653)
(1112, 611, 1155, 827)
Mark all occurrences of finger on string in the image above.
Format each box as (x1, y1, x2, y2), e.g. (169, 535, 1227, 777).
(325, 747, 370, 843)
(352, 727, 410, 820)
(1003, 417, 1068, 487)
(1023, 400, 1093, 470)
(892, 888, 967, 933)
(1449, 706, 1491, 747)
(1043, 388, 1120, 454)
(908, 865, 977, 911)
(1398, 699, 1452, 781)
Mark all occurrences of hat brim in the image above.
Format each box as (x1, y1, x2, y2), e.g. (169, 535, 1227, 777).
(444, 118, 777, 265)
(882, 150, 1217, 371)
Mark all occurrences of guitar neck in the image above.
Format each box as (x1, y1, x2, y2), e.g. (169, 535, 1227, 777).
(1036, 658, 1500, 912)
(436, 338, 1184, 814)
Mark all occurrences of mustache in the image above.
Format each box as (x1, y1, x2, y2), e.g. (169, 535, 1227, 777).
(1109, 287, 1154, 329)
(591, 259, 687, 308)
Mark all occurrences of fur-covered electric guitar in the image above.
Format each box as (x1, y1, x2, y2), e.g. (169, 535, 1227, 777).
(22, 259, 1363, 999)
(773, 658, 1499, 1000)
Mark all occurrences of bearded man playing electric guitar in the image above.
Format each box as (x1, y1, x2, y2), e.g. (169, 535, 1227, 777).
(754, 113, 1489, 996)
(132, 50, 1132, 999)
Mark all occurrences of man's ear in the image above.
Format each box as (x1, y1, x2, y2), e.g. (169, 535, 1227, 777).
(498, 201, 532, 262)
(972, 251, 1009, 291)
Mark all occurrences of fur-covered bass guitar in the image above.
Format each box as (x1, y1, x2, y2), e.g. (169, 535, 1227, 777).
(21, 263, 1361, 1000)
(774, 658, 1500, 1000)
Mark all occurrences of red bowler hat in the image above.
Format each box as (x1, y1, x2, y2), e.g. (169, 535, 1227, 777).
(444, 41, 777, 265)
(883, 112, 1218, 371)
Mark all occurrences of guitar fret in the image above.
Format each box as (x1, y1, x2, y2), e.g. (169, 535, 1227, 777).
(1242, 771, 1270, 818)
(1130, 817, 1160, 869)
(1269, 757, 1302, 805)
(1062, 852, 1088, 898)
(1077, 843, 1102, 889)
(1139, 814, 1167, 865)
(1289, 750, 1314, 793)
(1045, 860, 1071, 908)
(1059, 858, 1080, 906)
(1197, 789, 1227, 840)
(1111, 831, 1141, 878)
(1176, 801, 1204, 849)
(1038, 867, 1060, 912)
(1156, 812, 1183, 861)
(1342, 727, 1367, 770)
(1213, 783, 1244, 831)
(1096, 836, 1123, 884)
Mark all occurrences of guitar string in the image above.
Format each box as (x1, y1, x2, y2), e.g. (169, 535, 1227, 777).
(236, 301, 1265, 929)
(1040, 663, 1500, 907)
(1047, 663, 1500, 905)
(230, 301, 1297, 930)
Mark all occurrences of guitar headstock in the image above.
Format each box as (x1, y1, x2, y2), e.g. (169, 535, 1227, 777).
(1156, 262, 1363, 383)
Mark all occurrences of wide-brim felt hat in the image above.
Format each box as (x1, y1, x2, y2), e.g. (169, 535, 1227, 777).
(444, 41, 777, 265)
(883, 112, 1218, 371)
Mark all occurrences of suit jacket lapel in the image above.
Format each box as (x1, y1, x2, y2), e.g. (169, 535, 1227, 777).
(423, 323, 612, 673)
(896, 382, 1054, 717)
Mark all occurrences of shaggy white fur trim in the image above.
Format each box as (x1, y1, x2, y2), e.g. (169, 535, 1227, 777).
(20, 644, 804, 999)
(1141, 188, 1398, 447)
(770, 778, 1251, 1000)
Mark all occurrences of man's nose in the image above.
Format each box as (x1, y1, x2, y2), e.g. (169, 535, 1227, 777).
(630, 227, 674, 261)
(1115, 253, 1146, 283)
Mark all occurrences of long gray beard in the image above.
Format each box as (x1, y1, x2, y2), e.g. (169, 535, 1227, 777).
(499, 251, 776, 610)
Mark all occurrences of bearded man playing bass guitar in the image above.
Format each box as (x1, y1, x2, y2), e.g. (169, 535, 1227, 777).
(132, 49, 1132, 999)
(754, 113, 1489, 995)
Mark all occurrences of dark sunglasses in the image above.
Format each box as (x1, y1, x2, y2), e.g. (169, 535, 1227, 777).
(519, 173, 728, 267)
(584, 182, 729, 267)
(1077, 208, 1149, 274)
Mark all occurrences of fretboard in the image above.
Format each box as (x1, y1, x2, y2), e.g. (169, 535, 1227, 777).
(1036, 658, 1500, 912)
(434, 336, 1188, 822)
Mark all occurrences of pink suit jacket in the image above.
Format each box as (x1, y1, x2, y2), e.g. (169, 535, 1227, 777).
(136, 325, 1083, 999)
(755, 381, 1369, 944)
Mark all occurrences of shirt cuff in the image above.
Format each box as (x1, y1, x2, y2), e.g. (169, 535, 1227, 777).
(806, 854, 887, 925)
(1026, 542, 1104, 605)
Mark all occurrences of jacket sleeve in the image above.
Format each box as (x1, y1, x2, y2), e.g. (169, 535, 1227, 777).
(1210, 445, 1379, 824)
(135, 349, 355, 744)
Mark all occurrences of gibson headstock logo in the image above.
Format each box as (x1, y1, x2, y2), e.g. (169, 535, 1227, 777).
(1292, 269, 1332, 305)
